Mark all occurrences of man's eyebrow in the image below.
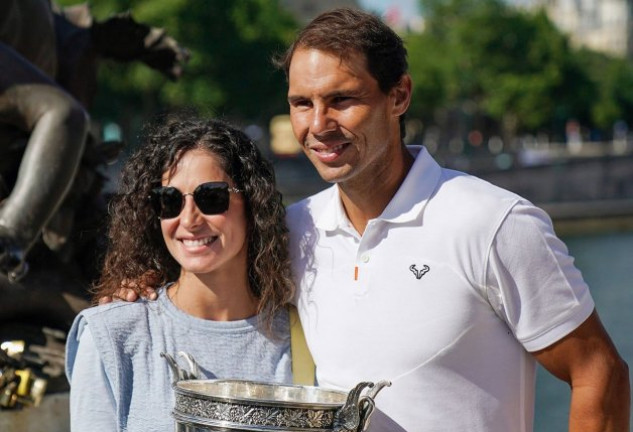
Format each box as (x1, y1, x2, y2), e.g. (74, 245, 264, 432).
(287, 95, 306, 103)
(288, 89, 362, 102)
(328, 90, 359, 98)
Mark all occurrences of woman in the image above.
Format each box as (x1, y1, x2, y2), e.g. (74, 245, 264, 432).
(65, 116, 295, 431)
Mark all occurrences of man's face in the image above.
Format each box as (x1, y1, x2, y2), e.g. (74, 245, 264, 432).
(287, 47, 410, 186)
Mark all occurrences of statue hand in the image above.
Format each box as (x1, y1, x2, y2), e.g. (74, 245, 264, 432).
(90, 13, 190, 81)
(0, 230, 28, 283)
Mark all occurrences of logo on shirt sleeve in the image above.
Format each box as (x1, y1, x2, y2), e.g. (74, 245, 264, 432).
(409, 264, 430, 280)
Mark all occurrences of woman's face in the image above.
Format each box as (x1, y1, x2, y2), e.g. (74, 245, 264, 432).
(159, 148, 248, 278)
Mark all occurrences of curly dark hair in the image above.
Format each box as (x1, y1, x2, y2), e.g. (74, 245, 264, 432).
(93, 116, 294, 332)
(273, 7, 408, 140)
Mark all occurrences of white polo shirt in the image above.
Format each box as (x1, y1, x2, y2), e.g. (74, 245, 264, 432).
(286, 146, 594, 432)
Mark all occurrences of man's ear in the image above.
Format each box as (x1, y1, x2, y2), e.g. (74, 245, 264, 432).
(391, 74, 412, 117)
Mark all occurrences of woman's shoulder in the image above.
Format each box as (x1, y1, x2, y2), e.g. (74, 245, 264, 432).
(71, 290, 168, 342)
(66, 295, 170, 370)
(78, 297, 153, 325)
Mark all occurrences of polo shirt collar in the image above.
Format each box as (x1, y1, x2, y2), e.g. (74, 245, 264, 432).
(314, 146, 442, 231)
(381, 145, 441, 223)
(314, 185, 352, 232)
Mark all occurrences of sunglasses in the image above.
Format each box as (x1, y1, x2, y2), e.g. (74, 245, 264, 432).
(149, 181, 241, 219)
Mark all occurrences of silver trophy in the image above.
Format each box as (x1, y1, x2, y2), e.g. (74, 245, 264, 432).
(163, 352, 390, 432)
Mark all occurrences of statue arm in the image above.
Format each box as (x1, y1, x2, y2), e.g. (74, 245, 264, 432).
(0, 42, 88, 253)
(0, 42, 87, 132)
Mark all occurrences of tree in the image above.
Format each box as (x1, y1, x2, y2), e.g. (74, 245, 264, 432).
(579, 49, 633, 131)
(407, 0, 597, 141)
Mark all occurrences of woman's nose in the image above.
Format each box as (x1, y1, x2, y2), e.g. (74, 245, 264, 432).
(178, 195, 203, 228)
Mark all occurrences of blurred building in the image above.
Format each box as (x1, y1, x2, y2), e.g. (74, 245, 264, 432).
(515, 0, 633, 58)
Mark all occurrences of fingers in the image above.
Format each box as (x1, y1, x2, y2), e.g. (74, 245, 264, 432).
(95, 277, 159, 305)
(95, 277, 159, 306)
(121, 278, 139, 291)
(96, 288, 139, 305)
(113, 287, 139, 302)
(98, 295, 113, 305)
(126, 289, 139, 302)
(97, 290, 132, 304)
(118, 279, 140, 302)
(138, 273, 159, 300)
(143, 286, 158, 301)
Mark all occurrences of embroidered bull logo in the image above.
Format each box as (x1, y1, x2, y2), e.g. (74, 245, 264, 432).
(409, 264, 430, 280)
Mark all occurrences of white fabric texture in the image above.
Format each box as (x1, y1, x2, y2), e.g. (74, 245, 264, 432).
(286, 146, 594, 432)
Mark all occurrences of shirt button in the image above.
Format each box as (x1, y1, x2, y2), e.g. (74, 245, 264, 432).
(361, 254, 370, 263)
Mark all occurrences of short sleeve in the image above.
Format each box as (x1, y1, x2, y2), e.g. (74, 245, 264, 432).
(68, 325, 118, 431)
(485, 202, 594, 352)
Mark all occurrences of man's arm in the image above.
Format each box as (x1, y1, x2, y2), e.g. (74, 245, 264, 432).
(532, 310, 630, 431)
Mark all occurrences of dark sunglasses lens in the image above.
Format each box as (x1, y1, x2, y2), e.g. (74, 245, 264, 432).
(152, 187, 183, 219)
(194, 183, 230, 215)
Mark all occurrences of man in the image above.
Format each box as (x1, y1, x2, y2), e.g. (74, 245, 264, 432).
(278, 7, 629, 431)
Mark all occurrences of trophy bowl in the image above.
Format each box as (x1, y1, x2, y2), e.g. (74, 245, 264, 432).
(171, 379, 390, 432)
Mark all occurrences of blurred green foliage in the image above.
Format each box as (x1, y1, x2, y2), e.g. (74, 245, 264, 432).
(54, 0, 633, 144)
(56, 0, 297, 130)
(409, 0, 633, 139)
(580, 51, 633, 131)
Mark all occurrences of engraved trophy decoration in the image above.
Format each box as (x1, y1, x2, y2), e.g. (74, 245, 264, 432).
(163, 352, 391, 432)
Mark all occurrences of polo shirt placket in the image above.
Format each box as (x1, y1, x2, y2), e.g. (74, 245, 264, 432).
(352, 219, 381, 295)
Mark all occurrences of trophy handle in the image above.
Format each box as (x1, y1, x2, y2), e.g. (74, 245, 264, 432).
(334, 380, 391, 432)
(358, 380, 391, 431)
(161, 351, 201, 385)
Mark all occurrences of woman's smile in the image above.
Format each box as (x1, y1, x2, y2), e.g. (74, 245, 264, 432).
(179, 236, 217, 248)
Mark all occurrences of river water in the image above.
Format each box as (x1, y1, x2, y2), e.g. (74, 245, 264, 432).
(533, 230, 633, 431)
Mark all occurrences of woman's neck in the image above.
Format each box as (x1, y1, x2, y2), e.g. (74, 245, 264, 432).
(167, 271, 257, 321)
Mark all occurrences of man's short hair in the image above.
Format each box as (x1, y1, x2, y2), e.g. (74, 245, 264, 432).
(275, 7, 408, 94)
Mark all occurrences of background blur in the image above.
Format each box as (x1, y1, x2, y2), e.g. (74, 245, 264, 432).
(6, 0, 633, 430)
(55, 0, 633, 210)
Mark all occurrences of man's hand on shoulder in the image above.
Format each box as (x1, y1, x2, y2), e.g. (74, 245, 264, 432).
(98, 278, 159, 304)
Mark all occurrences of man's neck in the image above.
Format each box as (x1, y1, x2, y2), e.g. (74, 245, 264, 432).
(338, 147, 414, 235)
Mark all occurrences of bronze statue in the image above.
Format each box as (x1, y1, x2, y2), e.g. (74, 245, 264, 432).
(0, 2, 188, 414)
(0, 0, 188, 332)
(0, 0, 188, 284)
